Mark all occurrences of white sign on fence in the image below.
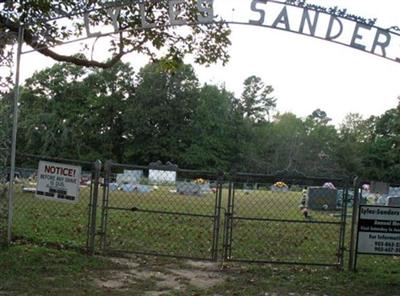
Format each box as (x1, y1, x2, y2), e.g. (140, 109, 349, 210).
(36, 161, 81, 203)
(357, 205, 400, 255)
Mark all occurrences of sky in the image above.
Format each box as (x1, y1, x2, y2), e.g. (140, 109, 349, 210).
(18, 0, 400, 125)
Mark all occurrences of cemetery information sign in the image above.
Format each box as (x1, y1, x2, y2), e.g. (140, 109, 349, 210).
(357, 205, 400, 255)
(36, 161, 81, 203)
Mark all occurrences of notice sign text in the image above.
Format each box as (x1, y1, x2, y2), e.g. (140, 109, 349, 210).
(357, 205, 400, 255)
(36, 161, 82, 203)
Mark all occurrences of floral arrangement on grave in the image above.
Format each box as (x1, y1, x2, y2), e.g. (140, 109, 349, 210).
(274, 181, 287, 188)
(194, 178, 206, 185)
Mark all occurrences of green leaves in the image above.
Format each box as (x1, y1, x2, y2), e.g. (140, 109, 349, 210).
(124, 59, 199, 165)
(238, 75, 277, 123)
(9, 58, 400, 181)
(0, 0, 231, 68)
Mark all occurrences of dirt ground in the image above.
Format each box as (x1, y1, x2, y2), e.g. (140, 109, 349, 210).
(92, 255, 229, 295)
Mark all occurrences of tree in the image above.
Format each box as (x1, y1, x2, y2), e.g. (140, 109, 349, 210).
(17, 62, 91, 159)
(308, 108, 331, 125)
(182, 84, 236, 170)
(268, 112, 307, 173)
(16, 60, 136, 162)
(0, 28, 15, 96)
(83, 62, 136, 162)
(1, 0, 231, 178)
(237, 75, 276, 123)
(336, 113, 370, 177)
(124, 59, 200, 164)
(0, 0, 231, 69)
(362, 100, 400, 182)
(0, 92, 12, 169)
(302, 109, 340, 176)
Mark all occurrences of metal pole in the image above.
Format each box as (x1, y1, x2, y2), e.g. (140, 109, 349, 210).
(89, 160, 102, 255)
(7, 27, 24, 244)
(348, 177, 359, 271)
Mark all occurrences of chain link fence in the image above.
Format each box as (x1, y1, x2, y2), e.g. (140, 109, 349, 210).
(99, 161, 222, 260)
(3, 155, 364, 268)
(10, 155, 97, 250)
(223, 173, 349, 267)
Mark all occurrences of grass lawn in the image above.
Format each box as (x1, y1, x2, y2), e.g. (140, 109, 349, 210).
(0, 243, 115, 295)
(12, 182, 346, 265)
(5, 179, 399, 295)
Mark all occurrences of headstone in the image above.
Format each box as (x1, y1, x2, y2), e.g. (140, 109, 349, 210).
(149, 169, 176, 184)
(116, 173, 131, 185)
(386, 196, 400, 207)
(306, 186, 338, 210)
(375, 194, 388, 205)
(137, 185, 151, 193)
(176, 182, 210, 196)
(336, 189, 355, 207)
(116, 169, 143, 185)
(370, 181, 389, 195)
(123, 170, 143, 182)
(120, 183, 136, 192)
(109, 182, 119, 191)
(389, 187, 400, 196)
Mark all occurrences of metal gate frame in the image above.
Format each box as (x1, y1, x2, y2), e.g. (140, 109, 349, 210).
(89, 163, 352, 268)
(98, 161, 223, 261)
(222, 173, 350, 268)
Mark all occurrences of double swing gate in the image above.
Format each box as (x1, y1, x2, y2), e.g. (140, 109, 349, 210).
(91, 162, 350, 268)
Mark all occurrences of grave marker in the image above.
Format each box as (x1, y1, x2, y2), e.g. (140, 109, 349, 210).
(306, 187, 337, 210)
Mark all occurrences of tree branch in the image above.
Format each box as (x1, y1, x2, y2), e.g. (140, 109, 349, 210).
(0, 14, 125, 69)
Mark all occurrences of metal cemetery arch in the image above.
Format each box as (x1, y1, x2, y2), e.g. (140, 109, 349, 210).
(5, 0, 400, 242)
(16, 0, 400, 64)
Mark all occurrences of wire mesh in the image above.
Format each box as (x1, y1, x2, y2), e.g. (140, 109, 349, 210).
(100, 162, 221, 260)
(224, 175, 349, 266)
(8, 155, 354, 266)
(11, 156, 95, 250)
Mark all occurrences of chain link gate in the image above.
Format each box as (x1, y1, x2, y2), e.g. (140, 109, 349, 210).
(223, 173, 349, 267)
(98, 161, 223, 260)
(1, 156, 351, 267)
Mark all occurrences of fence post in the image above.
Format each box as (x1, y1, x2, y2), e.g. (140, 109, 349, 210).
(348, 177, 360, 271)
(99, 160, 112, 251)
(88, 160, 102, 255)
(212, 170, 224, 261)
(338, 179, 350, 270)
